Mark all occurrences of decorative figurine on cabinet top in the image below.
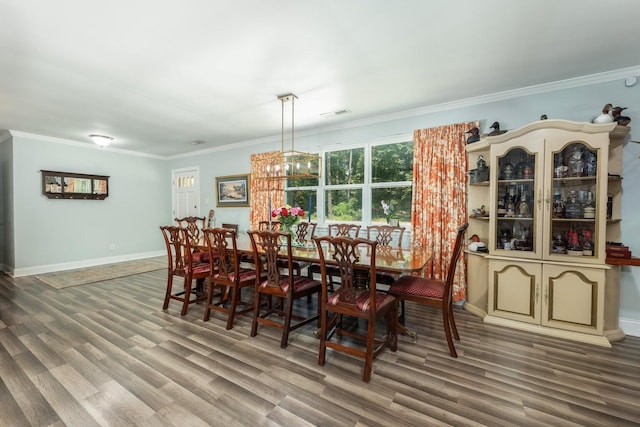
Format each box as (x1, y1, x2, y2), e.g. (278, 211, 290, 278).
(465, 126, 480, 144)
(592, 103, 614, 123)
(612, 106, 631, 126)
(488, 121, 507, 136)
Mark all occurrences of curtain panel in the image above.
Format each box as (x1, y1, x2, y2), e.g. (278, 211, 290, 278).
(250, 151, 284, 231)
(412, 121, 477, 302)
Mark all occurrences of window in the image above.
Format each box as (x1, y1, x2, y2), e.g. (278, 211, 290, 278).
(285, 137, 413, 226)
(371, 141, 413, 223)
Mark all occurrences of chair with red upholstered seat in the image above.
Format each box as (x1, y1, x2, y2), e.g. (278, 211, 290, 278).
(313, 235, 398, 382)
(366, 224, 406, 289)
(160, 225, 210, 315)
(202, 227, 260, 329)
(388, 223, 468, 358)
(308, 223, 361, 287)
(175, 216, 208, 263)
(248, 230, 322, 348)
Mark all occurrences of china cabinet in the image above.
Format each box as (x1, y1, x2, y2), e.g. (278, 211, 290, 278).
(464, 120, 630, 346)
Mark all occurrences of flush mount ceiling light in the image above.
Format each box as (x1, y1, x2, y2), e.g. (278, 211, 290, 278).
(256, 93, 322, 181)
(89, 134, 113, 147)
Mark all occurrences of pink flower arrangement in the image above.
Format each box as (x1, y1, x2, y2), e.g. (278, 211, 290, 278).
(272, 205, 305, 230)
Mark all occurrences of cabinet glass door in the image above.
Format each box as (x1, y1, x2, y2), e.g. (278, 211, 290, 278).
(494, 147, 537, 255)
(549, 142, 599, 259)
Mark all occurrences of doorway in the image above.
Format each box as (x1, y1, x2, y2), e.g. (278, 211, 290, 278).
(172, 167, 200, 220)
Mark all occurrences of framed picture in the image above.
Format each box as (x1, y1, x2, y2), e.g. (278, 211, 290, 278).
(216, 174, 250, 207)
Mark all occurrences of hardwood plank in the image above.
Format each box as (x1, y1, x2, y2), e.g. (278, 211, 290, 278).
(2, 270, 640, 426)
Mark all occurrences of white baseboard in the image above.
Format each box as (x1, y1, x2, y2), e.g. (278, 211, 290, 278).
(620, 317, 640, 338)
(9, 250, 165, 277)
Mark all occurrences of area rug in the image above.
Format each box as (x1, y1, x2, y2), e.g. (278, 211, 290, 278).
(35, 256, 167, 289)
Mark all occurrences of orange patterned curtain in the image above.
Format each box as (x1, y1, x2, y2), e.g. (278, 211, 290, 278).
(250, 151, 284, 231)
(412, 121, 477, 302)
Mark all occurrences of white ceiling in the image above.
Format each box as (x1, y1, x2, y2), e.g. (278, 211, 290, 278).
(1, 0, 639, 157)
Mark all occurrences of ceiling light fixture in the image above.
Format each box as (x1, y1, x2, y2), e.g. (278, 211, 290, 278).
(89, 134, 113, 147)
(256, 93, 322, 181)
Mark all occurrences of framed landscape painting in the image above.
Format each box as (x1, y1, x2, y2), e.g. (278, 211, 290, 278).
(216, 174, 250, 207)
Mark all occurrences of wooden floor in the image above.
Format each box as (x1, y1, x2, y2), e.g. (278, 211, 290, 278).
(1, 270, 640, 427)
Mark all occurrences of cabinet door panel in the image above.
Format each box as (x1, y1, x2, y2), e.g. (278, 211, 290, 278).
(488, 260, 540, 324)
(542, 264, 604, 334)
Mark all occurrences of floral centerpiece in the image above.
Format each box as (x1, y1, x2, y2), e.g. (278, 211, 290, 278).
(272, 205, 305, 234)
(381, 200, 399, 225)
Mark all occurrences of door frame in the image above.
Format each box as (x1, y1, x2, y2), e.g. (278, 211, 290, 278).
(171, 166, 201, 222)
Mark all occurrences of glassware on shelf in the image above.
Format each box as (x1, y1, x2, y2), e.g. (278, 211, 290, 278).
(554, 152, 568, 178)
(567, 144, 585, 177)
(564, 190, 583, 219)
(584, 150, 597, 177)
(582, 229, 594, 256)
(607, 193, 613, 219)
(552, 189, 565, 218)
(514, 152, 527, 179)
(501, 155, 514, 180)
(552, 234, 567, 254)
(517, 195, 530, 218)
(583, 191, 596, 219)
(567, 228, 582, 256)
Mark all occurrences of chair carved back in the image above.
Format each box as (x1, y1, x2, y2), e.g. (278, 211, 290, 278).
(160, 225, 195, 273)
(248, 230, 292, 292)
(175, 216, 206, 245)
(314, 236, 378, 306)
(203, 227, 239, 280)
(259, 221, 281, 231)
(294, 222, 317, 243)
(366, 225, 405, 247)
(328, 223, 361, 238)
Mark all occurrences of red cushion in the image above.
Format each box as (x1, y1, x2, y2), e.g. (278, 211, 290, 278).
(327, 289, 396, 311)
(389, 276, 444, 299)
(214, 268, 257, 283)
(185, 263, 211, 275)
(260, 276, 320, 293)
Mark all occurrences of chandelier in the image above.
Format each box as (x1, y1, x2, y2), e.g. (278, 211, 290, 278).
(257, 94, 322, 181)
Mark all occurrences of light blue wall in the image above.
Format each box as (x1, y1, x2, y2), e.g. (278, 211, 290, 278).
(9, 134, 169, 275)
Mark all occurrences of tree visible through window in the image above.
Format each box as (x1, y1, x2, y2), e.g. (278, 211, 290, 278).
(284, 139, 413, 225)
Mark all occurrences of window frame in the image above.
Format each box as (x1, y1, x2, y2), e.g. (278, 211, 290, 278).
(285, 133, 413, 227)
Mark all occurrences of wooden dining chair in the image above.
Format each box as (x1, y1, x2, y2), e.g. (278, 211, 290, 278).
(160, 225, 210, 315)
(278, 222, 318, 276)
(175, 216, 208, 263)
(309, 223, 361, 287)
(259, 220, 281, 231)
(328, 223, 361, 238)
(313, 235, 398, 382)
(202, 227, 259, 329)
(388, 223, 468, 358)
(248, 230, 322, 348)
(366, 225, 406, 289)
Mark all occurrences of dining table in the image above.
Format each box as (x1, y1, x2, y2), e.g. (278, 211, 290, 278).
(198, 233, 432, 339)
(199, 234, 432, 276)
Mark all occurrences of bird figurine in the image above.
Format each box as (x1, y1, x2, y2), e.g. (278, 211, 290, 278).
(612, 106, 631, 126)
(488, 121, 507, 136)
(592, 103, 614, 123)
(465, 126, 480, 144)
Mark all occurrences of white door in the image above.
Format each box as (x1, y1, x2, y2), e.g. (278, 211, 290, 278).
(172, 168, 200, 220)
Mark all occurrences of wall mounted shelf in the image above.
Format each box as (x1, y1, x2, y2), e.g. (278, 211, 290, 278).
(41, 170, 109, 200)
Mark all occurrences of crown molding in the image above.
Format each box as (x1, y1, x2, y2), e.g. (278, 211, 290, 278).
(10, 130, 165, 159)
